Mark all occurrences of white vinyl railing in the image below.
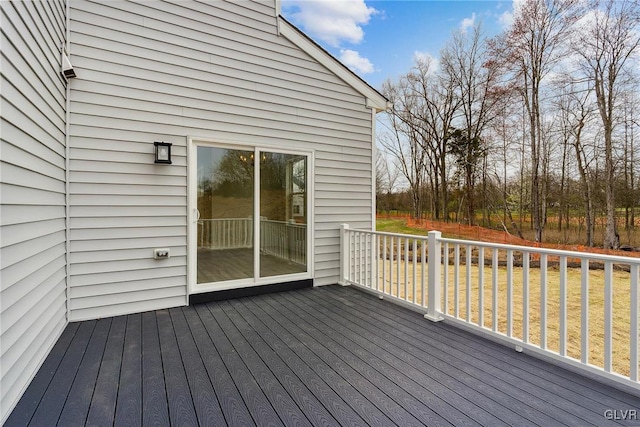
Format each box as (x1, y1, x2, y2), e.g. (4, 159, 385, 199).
(199, 218, 253, 250)
(339, 224, 640, 390)
(199, 217, 306, 265)
(261, 219, 306, 265)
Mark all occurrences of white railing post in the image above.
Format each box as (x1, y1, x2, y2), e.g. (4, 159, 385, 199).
(631, 264, 639, 382)
(339, 224, 350, 286)
(425, 230, 443, 322)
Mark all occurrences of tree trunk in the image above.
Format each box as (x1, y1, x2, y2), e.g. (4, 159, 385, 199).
(600, 96, 620, 249)
(574, 119, 594, 247)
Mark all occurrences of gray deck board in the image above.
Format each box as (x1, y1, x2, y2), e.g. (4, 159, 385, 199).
(325, 286, 622, 425)
(240, 297, 397, 427)
(7, 285, 640, 426)
(141, 311, 170, 427)
(86, 316, 126, 426)
(208, 302, 314, 427)
(4, 323, 79, 426)
(228, 298, 371, 427)
(193, 304, 283, 426)
(156, 310, 199, 427)
(332, 285, 640, 413)
(219, 301, 340, 426)
(181, 307, 256, 426)
(301, 288, 591, 426)
(169, 308, 226, 427)
(261, 293, 448, 427)
(27, 321, 97, 426)
(274, 291, 495, 427)
(114, 313, 142, 427)
(56, 318, 110, 426)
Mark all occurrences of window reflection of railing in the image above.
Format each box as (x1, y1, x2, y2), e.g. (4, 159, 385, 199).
(198, 217, 306, 265)
(260, 219, 306, 265)
(198, 218, 253, 249)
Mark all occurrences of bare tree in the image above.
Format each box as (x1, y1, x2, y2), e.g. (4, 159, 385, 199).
(376, 150, 400, 215)
(573, 0, 640, 249)
(381, 56, 459, 220)
(441, 23, 500, 225)
(490, 0, 580, 242)
(411, 57, 459, 220)
(557, 82, 597, 245)
(380, 75, 430, 219)
(620, 88, 639, 235)
(490, 92, 526, 238)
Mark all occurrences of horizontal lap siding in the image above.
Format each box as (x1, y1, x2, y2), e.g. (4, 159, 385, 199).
(0, 1, 68, 423)
(68, 0, 373, 315)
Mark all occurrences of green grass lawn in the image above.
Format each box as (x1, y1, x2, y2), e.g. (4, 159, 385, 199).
(376, 218, 427, 236)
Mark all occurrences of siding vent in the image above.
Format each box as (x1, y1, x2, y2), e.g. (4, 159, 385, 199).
(61, 53, 76, 79)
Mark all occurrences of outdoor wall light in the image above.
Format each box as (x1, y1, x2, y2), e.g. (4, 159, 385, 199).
(154, 141, 172, 164)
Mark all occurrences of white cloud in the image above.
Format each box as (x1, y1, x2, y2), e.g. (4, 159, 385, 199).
(499, 0, 529, 29)
(413, 51, 439, 73)
(340, 49, 374, 74)
(498, 10, 513, 28)
(460, 13, 476, 34)
(284, 0, 377, 47)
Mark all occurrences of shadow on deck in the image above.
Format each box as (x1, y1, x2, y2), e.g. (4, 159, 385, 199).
(7, 285, 640, 426)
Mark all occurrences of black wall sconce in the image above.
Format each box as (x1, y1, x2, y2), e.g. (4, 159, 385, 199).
(154, 141, 172, 164)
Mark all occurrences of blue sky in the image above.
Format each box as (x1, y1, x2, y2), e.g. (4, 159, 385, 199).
(282, 0, 515, 89)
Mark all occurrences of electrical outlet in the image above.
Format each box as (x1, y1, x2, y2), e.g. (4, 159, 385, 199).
(154, 248, 170, 259)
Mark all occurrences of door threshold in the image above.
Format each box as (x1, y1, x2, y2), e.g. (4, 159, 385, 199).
(189, 278, 313, 304)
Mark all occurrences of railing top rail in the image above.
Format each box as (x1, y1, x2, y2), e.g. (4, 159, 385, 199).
(262, 219, 306, 226)
(200, 217, 252, 221)
(348, 227, 640, 265)
(349, 228, 430, 241)
(440, 236, 640, 264)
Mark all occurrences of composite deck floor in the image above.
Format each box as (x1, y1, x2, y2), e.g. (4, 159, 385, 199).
(7, 285, 640, 426)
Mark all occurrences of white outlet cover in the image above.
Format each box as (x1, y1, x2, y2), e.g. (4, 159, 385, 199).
(154, 248, 170, 259)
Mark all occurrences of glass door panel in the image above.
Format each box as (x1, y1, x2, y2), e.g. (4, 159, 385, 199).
(197, 146, 254, 283)
(259, 152, 307, 278)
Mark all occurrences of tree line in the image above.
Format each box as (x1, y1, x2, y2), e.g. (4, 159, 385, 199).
(377, 0, 640, 249)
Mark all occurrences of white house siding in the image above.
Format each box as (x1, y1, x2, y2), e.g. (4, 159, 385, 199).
(67, 0, 374, 320)
(0, 0, 68, 422)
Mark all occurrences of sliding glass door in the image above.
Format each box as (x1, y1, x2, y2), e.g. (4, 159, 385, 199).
(196, 147, 254, 283)
(193, 144, 309, 288)
(260, 152, 307, 278)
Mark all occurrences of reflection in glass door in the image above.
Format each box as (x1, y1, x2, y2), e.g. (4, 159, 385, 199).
(193, 144, 309, 287)
(260, 152, 307, 277)
(197, 147, 254, 283)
